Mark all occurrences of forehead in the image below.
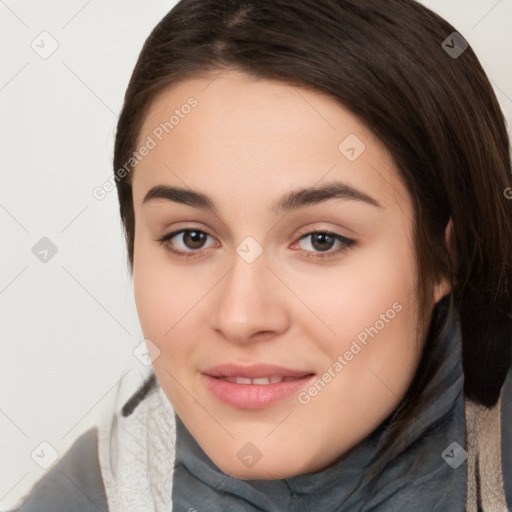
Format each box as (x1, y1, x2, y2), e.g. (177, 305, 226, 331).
(132, 70, 410, 214)
(138, 69, 369, 147)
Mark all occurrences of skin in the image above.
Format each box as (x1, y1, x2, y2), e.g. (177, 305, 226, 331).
(130, 69, 452, 479)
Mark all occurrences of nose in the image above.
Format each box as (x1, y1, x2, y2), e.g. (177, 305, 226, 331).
(210, 250, 290, 345)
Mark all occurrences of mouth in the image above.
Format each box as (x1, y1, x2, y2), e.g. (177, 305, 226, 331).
(201, 363, 316, 409)
(215, 375, 306, 384)
(202, 362, 314, 380)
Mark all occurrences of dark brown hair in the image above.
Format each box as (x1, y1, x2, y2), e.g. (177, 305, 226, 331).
(113, 0, 512, 490)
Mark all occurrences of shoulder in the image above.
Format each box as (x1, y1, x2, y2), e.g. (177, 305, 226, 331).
(9, 428, 108, 512)
(501, 363, 512, 508)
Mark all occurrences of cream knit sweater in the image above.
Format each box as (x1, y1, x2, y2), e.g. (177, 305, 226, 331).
(465, 389, 508, 511)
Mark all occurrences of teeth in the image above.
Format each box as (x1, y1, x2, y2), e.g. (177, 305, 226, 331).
(251, 377, 271, 385)
(221, 376, 299, 385)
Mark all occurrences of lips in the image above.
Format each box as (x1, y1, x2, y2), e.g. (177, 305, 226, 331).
(201, 363, 316, 408)
(202, 373, 316, 409)
(202, 362, 314, 380)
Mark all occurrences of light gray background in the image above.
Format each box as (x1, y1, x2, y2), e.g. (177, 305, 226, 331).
(1, 0, 511, 509)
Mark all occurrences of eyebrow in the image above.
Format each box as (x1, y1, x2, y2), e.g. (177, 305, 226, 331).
(142, 181, 383, 214)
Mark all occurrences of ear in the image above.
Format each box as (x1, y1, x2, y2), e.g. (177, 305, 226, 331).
(432, 218, 455, 303)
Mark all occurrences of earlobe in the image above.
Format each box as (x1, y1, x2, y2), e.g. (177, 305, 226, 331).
(433, 218, 456, 303)
(433, 275, 452, 304)
(444, 218, 456, 267)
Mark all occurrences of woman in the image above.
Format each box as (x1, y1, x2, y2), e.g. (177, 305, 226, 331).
(12, 0, 512, 510)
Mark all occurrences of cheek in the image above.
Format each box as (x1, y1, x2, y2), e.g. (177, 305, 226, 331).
(318, 272, 419, 421)
(133, 237, 195, 355)
(292, 232, 417, 349)
(294, 231, 420, 403)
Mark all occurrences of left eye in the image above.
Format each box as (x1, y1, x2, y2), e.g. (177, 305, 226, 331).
(293, 230, 355, 259)
(156, 229, 355, 259)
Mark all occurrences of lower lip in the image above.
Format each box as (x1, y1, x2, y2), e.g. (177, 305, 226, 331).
(202, 374, 316, 409)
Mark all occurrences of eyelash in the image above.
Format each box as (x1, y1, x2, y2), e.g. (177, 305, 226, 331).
(156, 228, 355, 260)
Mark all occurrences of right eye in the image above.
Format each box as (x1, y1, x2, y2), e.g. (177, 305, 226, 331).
(156, 229, 217, 258)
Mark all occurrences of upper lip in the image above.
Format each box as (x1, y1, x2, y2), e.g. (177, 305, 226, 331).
(202, 363, 315, 379)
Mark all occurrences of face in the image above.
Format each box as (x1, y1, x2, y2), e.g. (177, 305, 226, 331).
(131, 69, 450, 479)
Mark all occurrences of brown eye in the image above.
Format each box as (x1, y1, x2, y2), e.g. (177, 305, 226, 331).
(182, 230, 208, 250)
(309, 232, 336, 252)
(156, 229, 216, 258)
(294, 230, 355, 260)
